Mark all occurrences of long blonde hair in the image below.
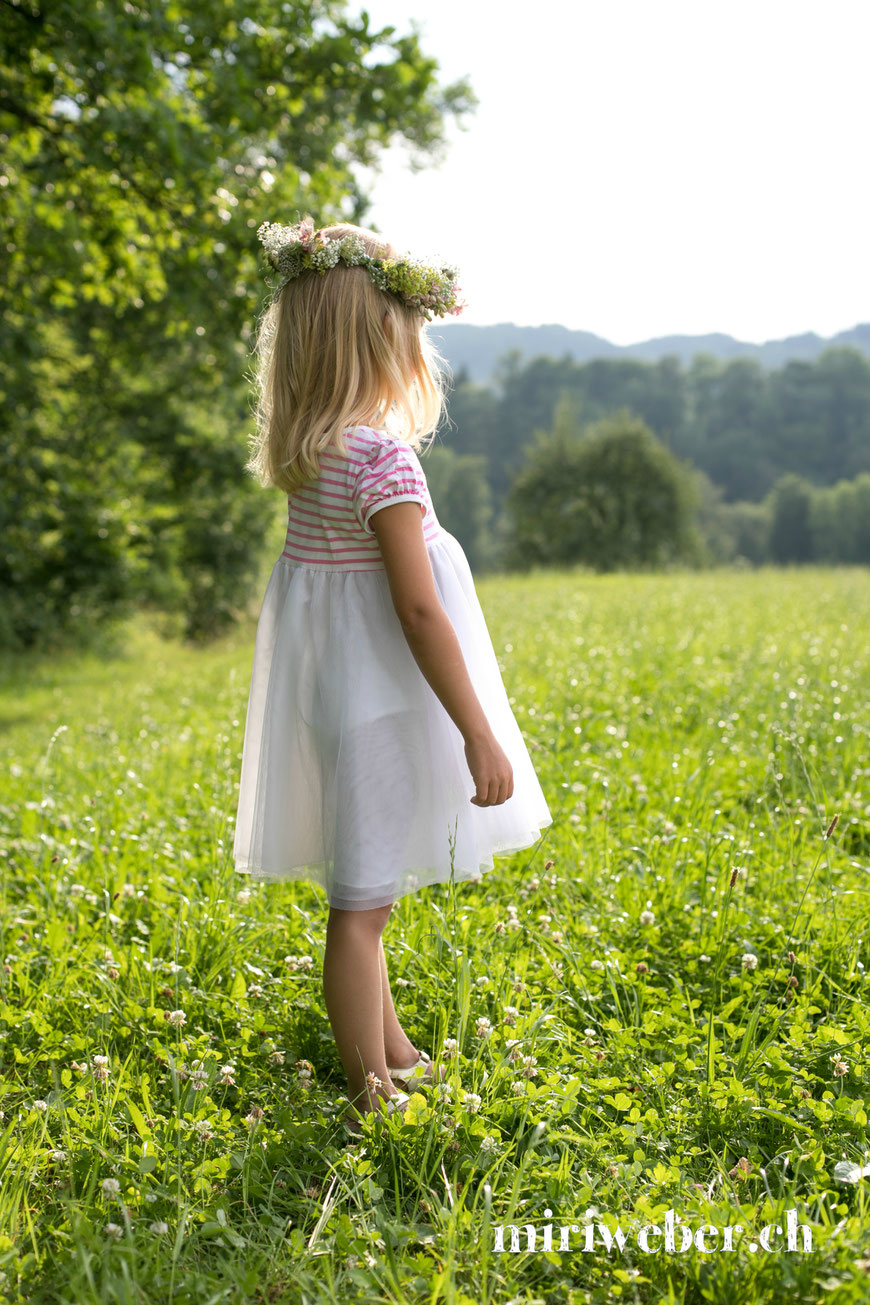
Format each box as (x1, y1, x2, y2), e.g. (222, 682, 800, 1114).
(245, 222, 447, 494)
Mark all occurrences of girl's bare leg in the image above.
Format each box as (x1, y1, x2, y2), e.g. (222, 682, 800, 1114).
(323, 903, 398, 1117)
(379, 938, 420, 1067)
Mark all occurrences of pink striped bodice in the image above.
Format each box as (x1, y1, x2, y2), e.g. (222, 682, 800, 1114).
(281, 426, 444, 571)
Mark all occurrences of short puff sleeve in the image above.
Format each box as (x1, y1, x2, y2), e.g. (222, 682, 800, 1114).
(352, 439, 427, 536)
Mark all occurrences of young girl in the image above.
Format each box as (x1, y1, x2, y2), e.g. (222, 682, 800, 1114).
(232, 217, 552, 1136)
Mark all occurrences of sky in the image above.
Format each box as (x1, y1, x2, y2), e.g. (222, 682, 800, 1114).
(355, 0, 869, 346)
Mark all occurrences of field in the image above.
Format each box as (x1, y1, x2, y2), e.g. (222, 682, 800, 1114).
(1, 565, 869, 1304)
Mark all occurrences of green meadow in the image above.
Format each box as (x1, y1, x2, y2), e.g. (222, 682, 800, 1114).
(1, 565, 868, 1304)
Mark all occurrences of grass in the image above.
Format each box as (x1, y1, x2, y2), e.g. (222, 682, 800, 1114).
(1, 564, 869, 1304)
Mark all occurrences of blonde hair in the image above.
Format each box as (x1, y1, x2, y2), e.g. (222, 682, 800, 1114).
(245, 222, 447, 494)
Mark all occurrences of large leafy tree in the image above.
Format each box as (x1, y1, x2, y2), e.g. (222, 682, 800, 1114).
(505, 405, 702, 572)
(0, 1, 473, 648)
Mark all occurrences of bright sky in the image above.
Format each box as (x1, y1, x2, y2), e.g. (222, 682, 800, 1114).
(356, 0, 869, 346)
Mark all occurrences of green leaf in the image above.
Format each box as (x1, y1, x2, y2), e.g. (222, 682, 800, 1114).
(127, 1099, 151, 1139)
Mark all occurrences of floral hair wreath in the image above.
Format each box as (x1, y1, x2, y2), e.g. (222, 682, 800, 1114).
(256, 216, 466, 321)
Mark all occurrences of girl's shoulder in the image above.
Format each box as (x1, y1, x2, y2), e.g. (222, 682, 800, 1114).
(342, 425, 418, 463)
(343, 423, 387, 445)
(342, 424, 390, 459)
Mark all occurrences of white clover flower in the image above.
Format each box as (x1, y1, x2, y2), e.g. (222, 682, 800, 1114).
(461, 1092, 482, 1113)
(442, 1037, 458, 1055)
(475, 975, 490, 987)
(590, 959, 604, 971)
(219, 1065, 236, 1085)
(32, 1100, 48, 1112)
(475, 1017, 492, 1039)
(105, 1223, 123, 1240)
(168, 1009, 186, 1027)
(51, 1150, 67, 1162)
(150, 1221, 169, 1235)
(286, 955, 315, 972)
(742, 953, 758, 972)
(511, 1081, 527, 1096)
(236, 890, 251, 905)
(194, 1120, 214, 1139)
(503, 1006, 519, 1026)
(479, 1135, 498, 1154)
(699, 954, 712, 963)
(101, 1178, 121, 1196)
(639, 910, 656, 926)
(190, 1068, 208, 1090)
(436, 1081, 454, 1100)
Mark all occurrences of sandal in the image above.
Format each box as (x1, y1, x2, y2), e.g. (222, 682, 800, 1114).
(386, 1049, 442, 1091)
(343, 1090, 411, 1139)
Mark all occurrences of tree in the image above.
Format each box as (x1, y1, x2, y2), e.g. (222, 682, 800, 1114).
(0, 1, 474, 648)
(766, 473, 815, 563)
(504, 407, 701, 572)
(717, 501, 772, 565)
(810, 473, 870, 563)
(420, 444, 494, 572)
(690, 469, 736, 565)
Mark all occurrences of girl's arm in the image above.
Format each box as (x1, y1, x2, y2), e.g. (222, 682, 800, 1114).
(370, 502, 514, 808)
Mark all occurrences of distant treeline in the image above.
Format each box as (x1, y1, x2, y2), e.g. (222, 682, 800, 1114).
(438, 347, 870, 503)
(421, 346, 870, 572)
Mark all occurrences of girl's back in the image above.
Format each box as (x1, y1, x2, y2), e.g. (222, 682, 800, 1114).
(231, 215, 552, 1132)
(280, 425, 443, 571)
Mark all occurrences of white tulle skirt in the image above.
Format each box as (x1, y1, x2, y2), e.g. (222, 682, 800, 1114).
(232, 530, 553, 910)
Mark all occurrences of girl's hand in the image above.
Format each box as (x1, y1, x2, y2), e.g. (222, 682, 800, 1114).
(465, 732, 514, 806)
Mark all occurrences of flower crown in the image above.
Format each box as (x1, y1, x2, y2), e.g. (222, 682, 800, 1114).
(256, 216, 466, 321)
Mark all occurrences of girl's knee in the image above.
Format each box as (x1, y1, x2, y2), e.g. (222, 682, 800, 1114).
(327, 902, 393, 933)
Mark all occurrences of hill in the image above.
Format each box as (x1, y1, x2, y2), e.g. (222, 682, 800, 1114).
(430, 321, 870, 384)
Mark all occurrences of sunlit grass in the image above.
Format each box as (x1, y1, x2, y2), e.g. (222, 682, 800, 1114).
(1, 565, 868, 1303)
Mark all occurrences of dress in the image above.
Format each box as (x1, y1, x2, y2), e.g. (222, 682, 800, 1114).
(232, 424, 553, 910)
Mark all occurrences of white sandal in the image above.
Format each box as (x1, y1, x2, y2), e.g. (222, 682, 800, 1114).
(386, 1049, 439, 1090)
(343, 1090, 410, 1139)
